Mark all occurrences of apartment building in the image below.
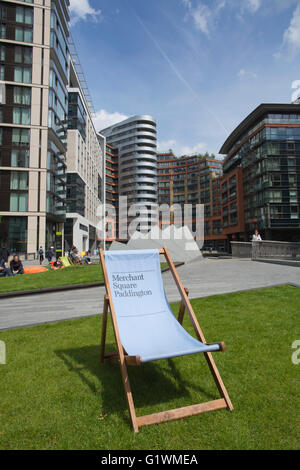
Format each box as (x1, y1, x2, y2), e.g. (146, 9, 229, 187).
(105, 142, 118, 242)
(101, 115, 157, 239)
(0, 0, 104, 255)
(157, 152, 226, 250)
(0, 0, 70, 255)
(220, 102, 300, 243)
(64, 59, 103, 253)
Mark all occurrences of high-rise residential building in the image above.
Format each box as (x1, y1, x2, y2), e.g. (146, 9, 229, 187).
(64, 59, 104, 253)
(101, 115, 158, 239)
(105, 142, 118, 242)
(219, 103, 300, 243)
(0, 0, 70, 254)
(157, 152, 226, 250)
(0, 0, 104, 256)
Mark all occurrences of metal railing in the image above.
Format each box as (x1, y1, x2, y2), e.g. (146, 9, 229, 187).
(231, 240, 300, 260)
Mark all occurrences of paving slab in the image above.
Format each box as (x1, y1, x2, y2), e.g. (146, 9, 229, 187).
(0, 258, 299, 330)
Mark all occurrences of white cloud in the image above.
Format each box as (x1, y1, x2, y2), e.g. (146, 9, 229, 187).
(69, 0, 102, 26)
(180, 142, 207, 155)
(158, 139, 207, 156)
(238, 68, 258, 79)
(183, 0, 226, 35)
(245, 0, 261, 13)
(93, 109, 129, 132)
(281, 3, 300, 57)
(191, 4, 211, 35)
(157, 140, 177, 153)
(216, 1, 226, 13)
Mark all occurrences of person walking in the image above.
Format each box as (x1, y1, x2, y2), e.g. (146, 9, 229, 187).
(38, 246, 44, 265)
(46, 247, 52, 264)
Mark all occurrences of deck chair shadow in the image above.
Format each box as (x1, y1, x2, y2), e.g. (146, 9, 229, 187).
(100, 247, 233, 432)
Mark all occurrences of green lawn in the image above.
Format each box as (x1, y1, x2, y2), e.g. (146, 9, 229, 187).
(0, 264, 104, 294)
(0, 285, 299, 450)
(0, 263, 171, 294)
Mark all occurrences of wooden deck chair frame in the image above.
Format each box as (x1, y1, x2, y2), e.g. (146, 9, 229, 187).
(99, 247, 233, 433)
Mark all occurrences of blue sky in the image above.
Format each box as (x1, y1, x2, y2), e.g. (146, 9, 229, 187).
(69, 0, 300, 157)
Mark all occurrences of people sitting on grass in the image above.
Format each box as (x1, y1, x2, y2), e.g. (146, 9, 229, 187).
(0, 258, 12, 277)
(83, 251, 92, 264)
(0, 243, 10, 264)
(69, 246, 81, 264)
(10, 255, 24, 276)
(69, 245, 90, 265)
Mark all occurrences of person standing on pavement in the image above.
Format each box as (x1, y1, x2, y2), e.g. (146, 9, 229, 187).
(38, 246, 44, 265)
(251, 229, 262, 259)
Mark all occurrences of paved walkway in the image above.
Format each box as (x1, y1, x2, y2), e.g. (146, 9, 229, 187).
(0, 259, 299, 330)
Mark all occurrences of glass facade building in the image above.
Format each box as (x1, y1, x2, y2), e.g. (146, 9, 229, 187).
(0, 0, 70, 255)
(0, 1, 103, 255)
(220, 103, 300, 242)
(68, 91, 86, 141)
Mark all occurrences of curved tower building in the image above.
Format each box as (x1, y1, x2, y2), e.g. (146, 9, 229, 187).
(101, 115, 158, 238)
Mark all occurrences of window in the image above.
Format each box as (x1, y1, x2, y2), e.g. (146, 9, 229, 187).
(291, 205, 299, 219)
(269, 190, 282, 203)
(0, 64, 4, 80)
(289, 174, 297, 187)
(288, 157, 296, 168)
(10, 172, 29, 212)
(0, 6, 6, 20)
(15, 46, 32, 64)
(13, 86, 31, 105)
(13, 107, 30, 125)
(272, 174, 281, 186)
(11, 171, 28, 190)
(0, 24, 6, 39)
(16, 6, 33, 24)
(10, 192, 28, 212)
(290, 191, 297, 203)
(15, 26, 33, 43)
(0, 127, 2, 145)
(12, 128, 30, 145)
(11, 149, 29, 167)
(0, 45, 5, 61)
(14, 66, 31, 83)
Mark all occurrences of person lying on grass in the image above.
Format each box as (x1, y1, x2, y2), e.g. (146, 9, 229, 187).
(53, 258, 63, 268)
(10, 255, 24, 276)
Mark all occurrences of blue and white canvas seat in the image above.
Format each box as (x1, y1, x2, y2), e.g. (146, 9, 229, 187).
(100, 247, 233, 432)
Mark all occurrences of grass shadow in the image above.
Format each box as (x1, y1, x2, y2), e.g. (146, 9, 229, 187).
(55, 344, 216, 426)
